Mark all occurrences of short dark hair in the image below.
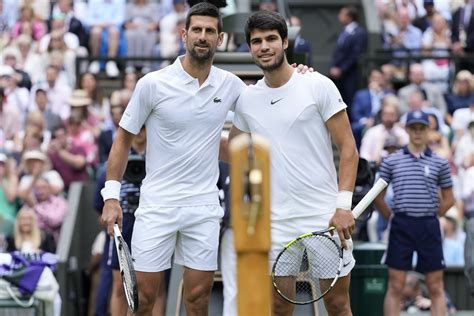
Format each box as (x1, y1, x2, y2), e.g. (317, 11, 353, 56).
(344, 6, 359, 22)
(187, 0, 227, 8)
(245, 10, 287, 45)
(185, 2, 223, 33)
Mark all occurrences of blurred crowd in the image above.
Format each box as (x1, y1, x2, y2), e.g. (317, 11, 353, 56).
(0, 0, 473, 313)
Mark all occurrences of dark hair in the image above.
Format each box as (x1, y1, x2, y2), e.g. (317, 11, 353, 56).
(0, 87, 4, 99)
(245, 10, 287, 45)
(185, 2, 223, 33)
(187, 0, 227, 8)
(344, 6, 359, 22)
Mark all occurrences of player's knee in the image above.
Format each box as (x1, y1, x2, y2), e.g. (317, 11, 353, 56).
(137, 289, 157, 313)
(388, 279, 405, 294)
(184, 284, 211, 307)
(324, 295, 350, 316)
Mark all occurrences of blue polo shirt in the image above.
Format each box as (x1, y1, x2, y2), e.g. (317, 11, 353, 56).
(378, 146, 452, 217)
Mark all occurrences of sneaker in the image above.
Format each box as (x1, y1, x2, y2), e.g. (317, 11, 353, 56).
(106, 61, 119, 78)
(88, 61, 100, 74)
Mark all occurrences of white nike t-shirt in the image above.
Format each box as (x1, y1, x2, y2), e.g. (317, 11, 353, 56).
(120, 57, 245, 207)
(233, 70, 346, 220)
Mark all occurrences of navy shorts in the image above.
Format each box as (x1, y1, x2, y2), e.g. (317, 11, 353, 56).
(110, 213, 135, 270)
(384, 213, 445, 273)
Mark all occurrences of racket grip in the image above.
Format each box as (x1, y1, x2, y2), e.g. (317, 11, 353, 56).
(113, 223, 121, 236)
(352, 178, 388, 219)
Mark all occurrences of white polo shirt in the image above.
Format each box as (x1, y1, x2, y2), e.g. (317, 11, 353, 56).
(120, 57, 245, 207)
(233, 70, 346, 220)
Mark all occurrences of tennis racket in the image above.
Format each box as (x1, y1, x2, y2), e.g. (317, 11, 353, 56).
(113, 224, 139, 312)
(271, 178, 388, 305)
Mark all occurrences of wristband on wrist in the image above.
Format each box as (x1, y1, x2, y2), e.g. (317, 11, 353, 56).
(336, 190, 353, 210)
(101, 180, 121, 201)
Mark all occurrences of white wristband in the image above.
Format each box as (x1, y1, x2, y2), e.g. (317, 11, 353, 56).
(336, 191, 353, 210)
(101, 180, 121, 201)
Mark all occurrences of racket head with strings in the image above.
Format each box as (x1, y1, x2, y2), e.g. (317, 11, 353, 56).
(271, 229, 343, 304)
(271, 178, 388, 305)
(113, 224, 139, 313)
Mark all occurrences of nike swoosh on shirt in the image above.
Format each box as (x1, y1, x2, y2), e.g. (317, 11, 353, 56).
(270, 98, 283, 105)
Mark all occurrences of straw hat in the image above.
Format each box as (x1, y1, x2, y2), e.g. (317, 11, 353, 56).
(68, 89, 92, 107)
(22, 150, 47, 162)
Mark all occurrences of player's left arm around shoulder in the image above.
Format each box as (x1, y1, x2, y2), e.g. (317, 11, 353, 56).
(326, 110, 359, 192)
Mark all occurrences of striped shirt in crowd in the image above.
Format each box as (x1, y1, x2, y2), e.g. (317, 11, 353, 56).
(378, 146, 452, 217)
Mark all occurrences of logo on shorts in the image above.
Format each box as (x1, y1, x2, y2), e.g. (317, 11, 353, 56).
(343, 259, 352, 268)
(213, 97, 222, 103)
(270, 98, 283, 105)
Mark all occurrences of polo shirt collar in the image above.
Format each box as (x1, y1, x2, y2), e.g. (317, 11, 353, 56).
(402, 145, 432, 157)
(172, 56, 218, 88)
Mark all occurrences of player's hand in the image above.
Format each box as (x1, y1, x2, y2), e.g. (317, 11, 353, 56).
(291, 63, 314, 74)
(101, 199, 123, 235)
(329, 208, 355, 249)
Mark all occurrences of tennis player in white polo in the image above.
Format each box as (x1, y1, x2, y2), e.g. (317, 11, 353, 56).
(229, 11, 359, 316)
(101, 3, 245, 315)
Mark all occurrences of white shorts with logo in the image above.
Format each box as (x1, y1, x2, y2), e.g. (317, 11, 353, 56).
(269, 213, 355, 277)
(132, 204, 223, 272)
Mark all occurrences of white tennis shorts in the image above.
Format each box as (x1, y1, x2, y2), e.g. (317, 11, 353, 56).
(269, 213, 355, 277)
(131, 204, 223, 272)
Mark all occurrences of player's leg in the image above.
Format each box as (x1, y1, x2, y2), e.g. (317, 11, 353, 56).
(384, 268, 407, 316)
(175, 205, 223, 316)
(425, 270, 445, 316)
(383, 214, 416, 316)
(182, 267, 214, 316)
(321, 275, 351, 316)
(271, 277, 295, 316)
(132, 271, 166, 315)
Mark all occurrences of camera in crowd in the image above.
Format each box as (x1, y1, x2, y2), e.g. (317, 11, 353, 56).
(123, 155, 146, 184)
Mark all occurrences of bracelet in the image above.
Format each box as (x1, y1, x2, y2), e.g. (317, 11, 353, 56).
(101, 180, 121, 201)
(336, 191, 353, 210)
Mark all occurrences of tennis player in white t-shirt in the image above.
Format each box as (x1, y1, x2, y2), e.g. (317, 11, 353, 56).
(100, 3, 246, 315)
(229, 11, 359, 316)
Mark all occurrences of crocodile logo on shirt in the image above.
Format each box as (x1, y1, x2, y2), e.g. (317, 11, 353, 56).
(213, 97, 222, 103)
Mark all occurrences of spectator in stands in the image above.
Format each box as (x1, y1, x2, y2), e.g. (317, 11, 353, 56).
(5, 206, 56, 253)
(383, 7, 422, 59)
(31, 88, 62, 132)
(360, 95, 409, 165)
(15, 34, 43, 84)
(78, 72, 108, 123)
(124, 0, 160, 73)
(398, 63, 447, 114)
(330, 5, 367, 110)
(47, 124, 89, 190)
(40, 29, 77, 88)
(259, 0, 277, 12)
(380, 63, 397, 91)
(413, 0, 437, 32)
(375, 110, 455, 316)
(451, 0, 474, 71)
(53, 0, 88, 48)
(98, 104, 123, 164)
(445, 70, 473, 118)
(0, 0, 10, 50)
(67, 90, 100, 156)
(0, 64, 29, 124)
(122, 71, 138, 93)
(426, 113, 451, 159)
(289, 16, 313, 67)
(30, 65, 72, 120)
(86, 0, 125, 78)
(12, 110, 52, 153)
(23, 177, 67, 244)
(1, 45, 32, 90)
(159, 0, 187, 66)
(0, 82, 22, 143)
(451, 96, 474, 143)
(440, 215, 465, 266)
(0, 152, 18, 236)
(18, 149, 64, 199)
(0, 0, 17, 31)
(351, 68, 392, 148)
(421, 13, 451, 93)
(10, 5, 46, 42)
